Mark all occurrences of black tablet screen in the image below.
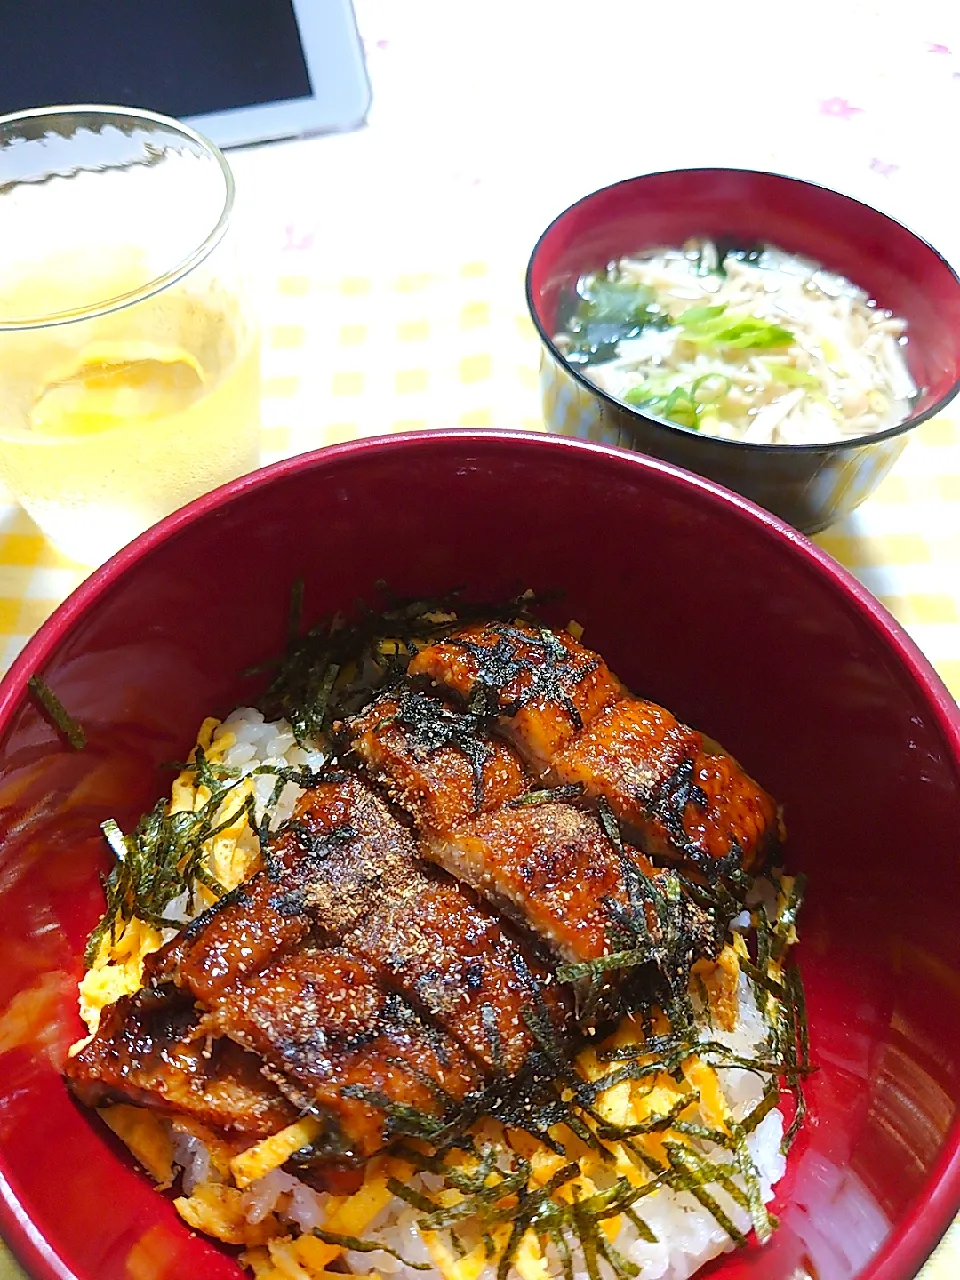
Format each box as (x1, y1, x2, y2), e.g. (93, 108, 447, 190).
(0, 0, 313, 119)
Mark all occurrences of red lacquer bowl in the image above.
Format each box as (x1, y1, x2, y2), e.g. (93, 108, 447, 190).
(0, 431, 958, 1280)
(526, 169, 960, 533)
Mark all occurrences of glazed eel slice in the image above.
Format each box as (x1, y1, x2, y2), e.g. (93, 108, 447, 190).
(65, 984, 298, 1137)
(408, 620, 623, 774)
(409, 622, 781, 878)
(349, 691, 718, 995)
(290, 775, 572, 1073)
(151, 773, 571, 1076)
(205, 946, 485, 1163)
(146, 771, 412, 1006)
(347, 688, 531, 830)
(67, 951, 482, 1172)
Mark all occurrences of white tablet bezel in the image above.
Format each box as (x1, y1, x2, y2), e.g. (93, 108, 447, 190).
(184, 0, 371, 150)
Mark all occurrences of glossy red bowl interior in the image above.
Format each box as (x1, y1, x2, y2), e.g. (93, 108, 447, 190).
(528, 168, 960, 429)
(1, 431, 959, 1280)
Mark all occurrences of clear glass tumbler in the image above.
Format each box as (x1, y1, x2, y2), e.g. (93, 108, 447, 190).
(0, 105, 261, 564)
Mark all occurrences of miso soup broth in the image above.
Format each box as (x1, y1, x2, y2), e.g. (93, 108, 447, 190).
(553, 240, 917, 445)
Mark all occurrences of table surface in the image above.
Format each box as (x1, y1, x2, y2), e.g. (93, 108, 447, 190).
(1, 1, 959, 1275)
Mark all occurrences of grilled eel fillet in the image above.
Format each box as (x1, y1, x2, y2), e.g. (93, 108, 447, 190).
(66, 963, 477, 1186)
(68, 622, 781, 1172)
(408, 621, 782, 877)
(66, 984, 298, 1137)
(349, 690, 718, 990)
(150, 773, 570, 1076)
(67, 941, 484, 1168)
(204, 946, 485, 1162)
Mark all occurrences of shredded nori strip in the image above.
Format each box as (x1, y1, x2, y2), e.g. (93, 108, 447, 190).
(507, 783, 585, 808)
(256, 584, 548, 747)
(382, 688, 493, 811)
(312, 1228, 432, 1269)
(28, 674, 85, 749)
(557, 947, 654, 984)
(447, 621, 596, 728)
(82, 750, 336, 965)
(83, 749, 248, 963)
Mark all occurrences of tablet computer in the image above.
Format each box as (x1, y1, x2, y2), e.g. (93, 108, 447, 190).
(0, 0, 371, 150)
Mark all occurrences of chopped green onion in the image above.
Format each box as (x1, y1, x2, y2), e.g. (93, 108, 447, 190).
(678, 303, 794, 350)
(691, 373, 732, 403)
(625, 376, 711, 431)
(678, 305, 726, 327)
(760, 361, 820, 389)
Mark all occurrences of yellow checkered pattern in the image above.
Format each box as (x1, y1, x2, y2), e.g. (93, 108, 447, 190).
(0, 263, 957, 1279)
(2, 263, 957, 698)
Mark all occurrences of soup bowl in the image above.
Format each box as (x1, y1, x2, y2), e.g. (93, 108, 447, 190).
(525, 169, 960, 533)
(0, 430, 958, 1280)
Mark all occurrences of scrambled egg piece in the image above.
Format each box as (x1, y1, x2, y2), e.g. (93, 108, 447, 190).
(422, 1229, 503, 1280)
(99, 1105, 174, 1188)
(231, 1118, 325, 1189)
(324, 1157, 404, 1234)
(171, 717, 261, 892)
(693, 943, 741, 1032)
(78, 919, 166, 1036)
(241, 1234, 346, 1280)
(238, 1157, 409, 1280)
(175, 1183, 283, 1248)
(77, 716, 263, 1039)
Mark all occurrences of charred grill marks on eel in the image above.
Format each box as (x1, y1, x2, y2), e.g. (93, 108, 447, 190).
(408, 621, 783, 878)
(67, 984, 300, 1137)
(201, 945, 486, 1162)
(348, 690, 718, 1012)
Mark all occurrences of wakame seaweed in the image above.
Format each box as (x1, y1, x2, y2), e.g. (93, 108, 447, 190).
(559, 270, 670, 366)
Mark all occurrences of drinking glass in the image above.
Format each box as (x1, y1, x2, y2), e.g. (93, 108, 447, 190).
(0, 105, 261, 564)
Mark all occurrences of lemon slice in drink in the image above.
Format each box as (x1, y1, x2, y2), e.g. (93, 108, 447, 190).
(30, 341, 207, 436)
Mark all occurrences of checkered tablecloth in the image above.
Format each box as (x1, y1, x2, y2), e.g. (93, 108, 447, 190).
(249, 266, 959, 710)
(1, 2, 959, 1276)
(2, 260, 958, 697)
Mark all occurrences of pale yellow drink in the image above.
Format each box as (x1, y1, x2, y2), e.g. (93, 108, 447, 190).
(0, 106, 261, 565)
(0, 245, 260, 564)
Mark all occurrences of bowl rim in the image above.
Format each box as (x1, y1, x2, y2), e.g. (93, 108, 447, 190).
(524, 166, 960, 454)
(1, 428, 959, 1280)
